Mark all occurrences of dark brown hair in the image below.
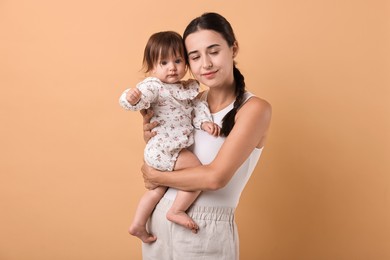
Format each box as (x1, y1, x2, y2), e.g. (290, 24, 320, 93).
(142, 31, 185, 73)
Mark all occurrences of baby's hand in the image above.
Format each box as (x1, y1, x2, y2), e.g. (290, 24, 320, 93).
(201, 121, 220, 137)
(126, 88, 142, 105)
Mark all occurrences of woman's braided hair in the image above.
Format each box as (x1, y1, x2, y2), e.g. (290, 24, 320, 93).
(183, 12, 246, 136)
(222, 65, 245, 136)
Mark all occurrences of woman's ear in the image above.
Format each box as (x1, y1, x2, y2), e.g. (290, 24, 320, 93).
(232, 41, 239, 58)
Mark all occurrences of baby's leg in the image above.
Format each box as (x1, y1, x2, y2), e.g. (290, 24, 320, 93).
(166, 149, 202, 233)
(167, 189, 201, 233)
(129, 186, 167, 243)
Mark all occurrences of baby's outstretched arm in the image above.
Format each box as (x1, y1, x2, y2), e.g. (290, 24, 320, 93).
(126, 88, 142, 105)
(201, 121, 220, 137)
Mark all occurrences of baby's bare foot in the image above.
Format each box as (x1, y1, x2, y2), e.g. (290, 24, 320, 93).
(128, 224, 157, 243)
(166, 210, 199, 233)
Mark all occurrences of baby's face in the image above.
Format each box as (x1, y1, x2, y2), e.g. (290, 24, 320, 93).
(151, 55, 187, 84)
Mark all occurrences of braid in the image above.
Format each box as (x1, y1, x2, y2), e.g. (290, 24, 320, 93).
(221, 65, 246, 136)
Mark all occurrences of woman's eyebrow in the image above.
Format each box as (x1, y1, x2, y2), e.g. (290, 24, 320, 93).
(187, 44, 221, 56)
(207, 44, 220, 49)
(187, 50, 198, 56)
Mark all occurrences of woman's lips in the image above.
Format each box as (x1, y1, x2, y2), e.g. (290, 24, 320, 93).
(202, 70, 217, 79)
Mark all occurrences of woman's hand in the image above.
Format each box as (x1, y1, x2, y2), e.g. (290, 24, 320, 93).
(141, 163, 159, 190)
(140, 109, 159, 143)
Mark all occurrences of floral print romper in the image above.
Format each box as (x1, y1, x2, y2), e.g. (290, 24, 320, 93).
(119, 77, 213, 171)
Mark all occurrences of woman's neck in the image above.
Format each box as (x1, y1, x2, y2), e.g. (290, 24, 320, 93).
(206, 82, 236, 113)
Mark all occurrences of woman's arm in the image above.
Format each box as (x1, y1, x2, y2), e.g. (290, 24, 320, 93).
(143, 97, 272, 191)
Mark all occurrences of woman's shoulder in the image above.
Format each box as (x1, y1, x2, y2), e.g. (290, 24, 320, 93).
(239, 93, 272, 119)
(242, 92, 271, 109)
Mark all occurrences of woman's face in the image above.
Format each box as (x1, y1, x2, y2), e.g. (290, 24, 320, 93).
(185, 29, 237, 89)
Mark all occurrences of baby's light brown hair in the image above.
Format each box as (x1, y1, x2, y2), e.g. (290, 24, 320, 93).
(142, 31, 186, 73)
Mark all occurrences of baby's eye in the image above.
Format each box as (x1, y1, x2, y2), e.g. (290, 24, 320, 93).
(160, 61, 168, 65)
(175, 59, 182, 64)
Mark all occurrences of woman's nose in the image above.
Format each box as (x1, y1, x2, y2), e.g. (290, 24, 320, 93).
(202, 57, 212, 69)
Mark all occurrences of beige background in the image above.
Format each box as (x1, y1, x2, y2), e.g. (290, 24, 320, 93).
(1, 0, 389, 259)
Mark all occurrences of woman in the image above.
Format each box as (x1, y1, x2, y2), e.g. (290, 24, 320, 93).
(140, 12, 272, 260)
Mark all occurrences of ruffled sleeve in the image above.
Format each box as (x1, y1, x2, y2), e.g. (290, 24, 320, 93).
(118, 77, 161, 111)
(192, 98, 213, 130)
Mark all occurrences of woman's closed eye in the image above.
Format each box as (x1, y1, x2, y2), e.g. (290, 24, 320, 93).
(208, 48, 220, 55)
(189, 55, 200, 61)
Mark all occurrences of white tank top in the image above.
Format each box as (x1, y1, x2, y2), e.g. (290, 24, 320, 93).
(163, 91, 263, 208)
